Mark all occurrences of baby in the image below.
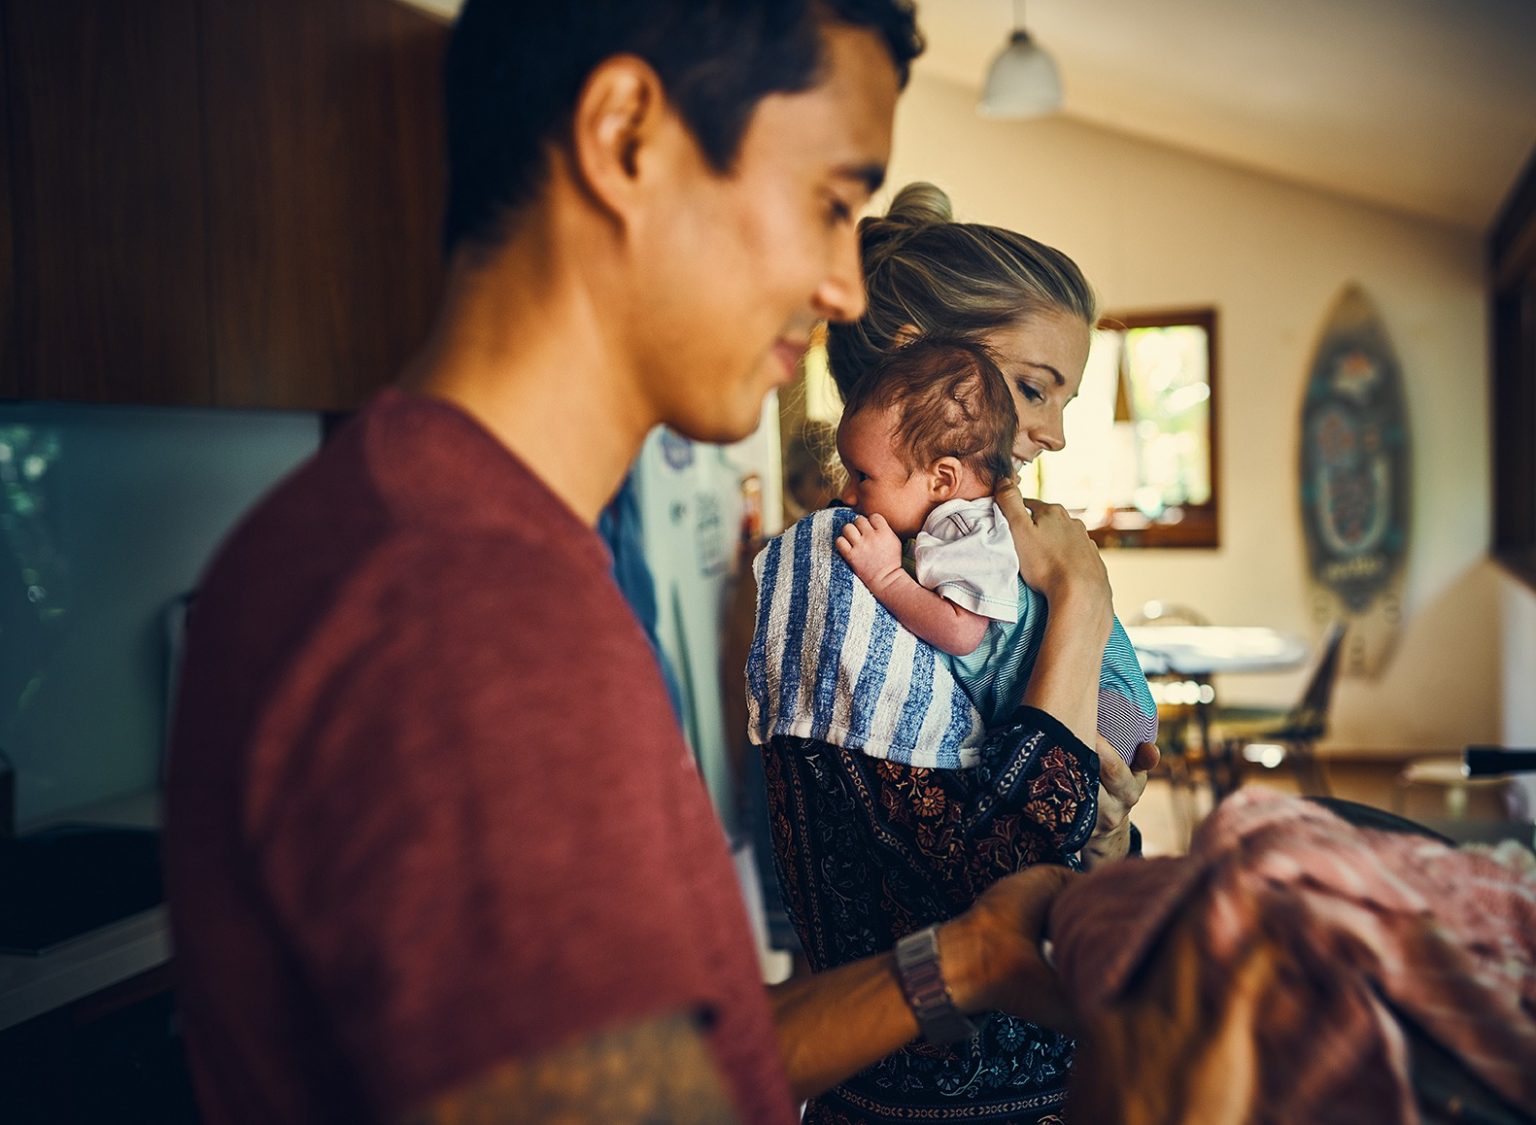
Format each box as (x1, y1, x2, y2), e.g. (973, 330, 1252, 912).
(834, 336, 1156, 763)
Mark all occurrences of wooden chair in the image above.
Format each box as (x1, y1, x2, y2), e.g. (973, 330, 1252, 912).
(1209, 621, 1347, 797)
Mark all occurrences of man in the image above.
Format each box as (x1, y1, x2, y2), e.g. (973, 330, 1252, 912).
(165, 3, 1147, 1121)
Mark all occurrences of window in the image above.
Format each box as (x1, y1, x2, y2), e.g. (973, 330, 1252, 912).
(1019, 308, 1219, 548)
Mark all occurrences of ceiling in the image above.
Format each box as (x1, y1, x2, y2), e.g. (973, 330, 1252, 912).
(398, 0, 1536, 231)
(915, 0, 1536, 231)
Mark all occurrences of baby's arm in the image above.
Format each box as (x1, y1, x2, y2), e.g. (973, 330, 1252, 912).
(837, 514, 990, 656)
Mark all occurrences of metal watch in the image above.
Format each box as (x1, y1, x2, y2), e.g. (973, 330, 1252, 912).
(893, 924, 979, 1046)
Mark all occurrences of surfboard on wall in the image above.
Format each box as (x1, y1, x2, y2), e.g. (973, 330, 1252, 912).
(1299, 284, 1411, 678)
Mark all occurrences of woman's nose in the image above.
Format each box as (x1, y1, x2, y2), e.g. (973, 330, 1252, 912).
(1030, 412, 1066, 453)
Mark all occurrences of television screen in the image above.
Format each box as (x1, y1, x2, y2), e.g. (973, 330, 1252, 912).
(0, 402, 319, 830)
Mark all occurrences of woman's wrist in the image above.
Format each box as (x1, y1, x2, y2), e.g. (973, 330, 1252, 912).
(1083, 817, 1132, 867)
(1042, 581, 1112, 642)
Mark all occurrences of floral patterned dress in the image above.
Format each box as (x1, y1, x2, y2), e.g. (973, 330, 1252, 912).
(761, 706, 1100, 1124)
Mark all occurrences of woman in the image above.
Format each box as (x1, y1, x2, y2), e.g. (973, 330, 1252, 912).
(761, 183, 1154, 1123)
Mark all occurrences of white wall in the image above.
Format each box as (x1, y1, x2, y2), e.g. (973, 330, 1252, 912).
(884, 74, 1503, 754)
(1501, 576, 1536, 742)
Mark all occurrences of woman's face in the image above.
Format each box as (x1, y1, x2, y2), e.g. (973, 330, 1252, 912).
(979, 308, 1091, 469)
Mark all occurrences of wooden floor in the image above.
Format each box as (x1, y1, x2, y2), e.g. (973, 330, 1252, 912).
(1136, 753, 1531, 856)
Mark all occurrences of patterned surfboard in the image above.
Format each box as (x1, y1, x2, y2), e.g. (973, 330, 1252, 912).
(1299, 285, 1411, 677)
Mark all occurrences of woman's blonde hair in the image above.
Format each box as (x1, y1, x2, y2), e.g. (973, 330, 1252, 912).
(827, 182, 1097, 399)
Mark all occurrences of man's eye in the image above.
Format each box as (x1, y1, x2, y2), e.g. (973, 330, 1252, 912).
(827, 199, 853, 226)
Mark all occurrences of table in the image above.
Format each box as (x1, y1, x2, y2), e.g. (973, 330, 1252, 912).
(1126, 626, 1311, 678)
(1126, 626, 1313, 824)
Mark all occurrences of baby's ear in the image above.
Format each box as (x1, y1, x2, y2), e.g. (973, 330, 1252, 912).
(928, 457, 962, 501)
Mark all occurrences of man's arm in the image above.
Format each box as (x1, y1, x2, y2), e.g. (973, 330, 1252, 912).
(770, 864, 1077, 1101)
(837, 513, 990, 655)
(398, 864, 1077, 1117)
(398, 1010, 739, 1124)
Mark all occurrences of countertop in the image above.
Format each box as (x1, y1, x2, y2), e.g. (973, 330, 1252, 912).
(0, 790, 169, 1032)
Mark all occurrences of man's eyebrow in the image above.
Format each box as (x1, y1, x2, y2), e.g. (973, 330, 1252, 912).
(835, 162, 887, 195)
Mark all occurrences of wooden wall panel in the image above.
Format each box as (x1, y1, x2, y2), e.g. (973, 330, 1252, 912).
(1, 0, 212, 404)
(0, 5, 16, 397)
(1491, 146, 1536, 589)
(200, 0, 447, 410)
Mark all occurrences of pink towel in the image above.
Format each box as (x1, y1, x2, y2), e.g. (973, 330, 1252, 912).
(1049, 789, 1536, 1122)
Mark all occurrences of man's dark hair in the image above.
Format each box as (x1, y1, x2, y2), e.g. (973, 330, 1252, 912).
(843, 336, 1017, 489)
(442, 0, 922, 256)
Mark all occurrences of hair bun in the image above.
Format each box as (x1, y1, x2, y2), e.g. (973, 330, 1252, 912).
(859, 181, 953, 266)
(885, 181, 953, 227)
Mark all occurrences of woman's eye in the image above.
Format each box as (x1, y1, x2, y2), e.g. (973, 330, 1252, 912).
(1015, 379, 1045, 404)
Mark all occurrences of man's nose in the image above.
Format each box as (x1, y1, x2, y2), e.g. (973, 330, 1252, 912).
(813, 229, 868, 324)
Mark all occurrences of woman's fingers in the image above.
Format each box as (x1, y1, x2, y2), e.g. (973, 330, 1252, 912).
(994, 481, 1030, 525)
(1006, 501, 1107, 603)
(1082, 737, 1157, 868)
(1097, 737, 1151, 814)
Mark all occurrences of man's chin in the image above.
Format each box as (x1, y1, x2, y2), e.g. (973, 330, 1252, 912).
(667, 406, 765, 447)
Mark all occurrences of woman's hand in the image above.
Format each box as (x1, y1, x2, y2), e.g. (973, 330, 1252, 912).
(1000, 483, 1114, 747)
(995, 484, 1109, 620)
(1082, 740, 1159, 868)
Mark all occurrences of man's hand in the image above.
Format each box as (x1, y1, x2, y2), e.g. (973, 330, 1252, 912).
(942, 865, 1078, 1032)
(836, 513, 904, 592)
(1083, 739, 1159, 868)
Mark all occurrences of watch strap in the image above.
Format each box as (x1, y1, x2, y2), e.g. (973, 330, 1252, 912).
(894, 924, 979, 1046)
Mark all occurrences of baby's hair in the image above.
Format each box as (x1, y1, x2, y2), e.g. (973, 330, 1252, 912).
(842, 336, 1016, 488)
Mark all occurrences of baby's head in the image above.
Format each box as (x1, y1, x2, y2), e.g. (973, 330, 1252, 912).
(835, 337, 1016, 537)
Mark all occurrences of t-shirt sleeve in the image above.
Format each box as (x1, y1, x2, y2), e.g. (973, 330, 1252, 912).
(911, 511, 1020, 622)
(243, 540, 761, 1117)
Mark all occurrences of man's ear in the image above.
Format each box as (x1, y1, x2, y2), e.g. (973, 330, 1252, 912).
(569, 54, 667, 222)
(928, 457, 962, 501)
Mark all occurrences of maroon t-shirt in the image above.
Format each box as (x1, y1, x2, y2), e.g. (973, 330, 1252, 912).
(164, 389, 794, 1123)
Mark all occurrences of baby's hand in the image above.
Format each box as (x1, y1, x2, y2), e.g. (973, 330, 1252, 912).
(836, 513, 903, 589)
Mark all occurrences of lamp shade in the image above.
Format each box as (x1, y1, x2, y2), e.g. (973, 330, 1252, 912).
(978, 30, 1062, 118)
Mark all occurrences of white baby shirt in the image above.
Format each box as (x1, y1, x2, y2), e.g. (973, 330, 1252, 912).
(911, 497, 1020, 624)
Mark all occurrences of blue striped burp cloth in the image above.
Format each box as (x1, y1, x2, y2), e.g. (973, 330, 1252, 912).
(746, 508, 986, 769)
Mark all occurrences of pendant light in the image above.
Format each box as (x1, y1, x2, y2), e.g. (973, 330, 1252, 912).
(978, 0, 1063, 118)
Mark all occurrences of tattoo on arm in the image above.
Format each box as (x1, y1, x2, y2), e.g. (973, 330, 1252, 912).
(399, 1009, 740, 1124)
